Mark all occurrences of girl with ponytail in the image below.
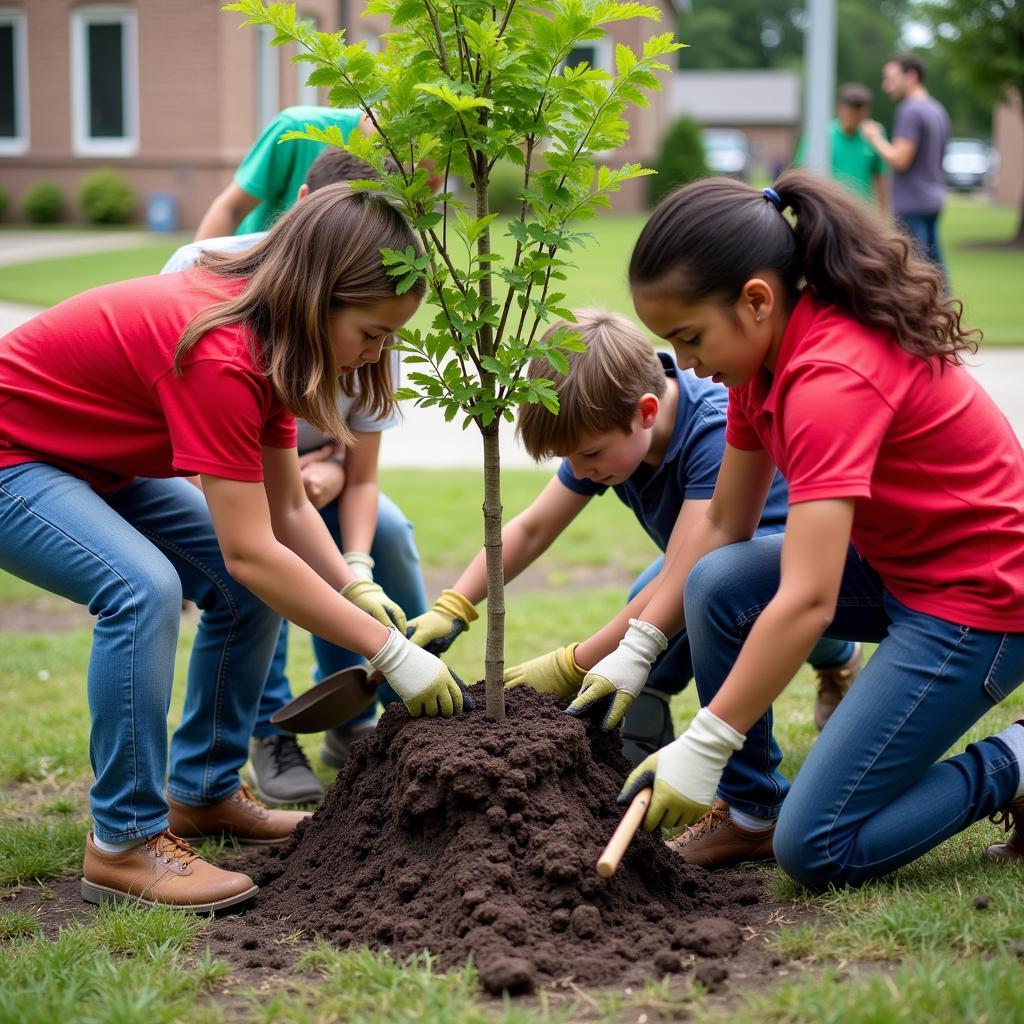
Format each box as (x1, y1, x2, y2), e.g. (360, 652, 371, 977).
(586, 170, 1024, 886)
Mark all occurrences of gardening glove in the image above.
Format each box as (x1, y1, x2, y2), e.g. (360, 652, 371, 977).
(567, 619, 668, 732)
(406, 590, 479, 655)
(344, 551, 375, 581)
(618, 707, 746, 832)
(503, 644, 587, 699)
(369, 628, 472, 718)
(342, 578, 407, 634)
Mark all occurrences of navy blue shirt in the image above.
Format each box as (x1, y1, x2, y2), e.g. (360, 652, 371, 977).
(557, 353, 790, 550)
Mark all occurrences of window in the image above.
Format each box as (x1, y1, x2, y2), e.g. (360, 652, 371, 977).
(257, 23, 280, 128)
(0, 7, 28, 154)
(362, 29, 381, 54)
(295, 13, 319, 105)
(71, 5, 138, 156)
(563, 37, 613, 74)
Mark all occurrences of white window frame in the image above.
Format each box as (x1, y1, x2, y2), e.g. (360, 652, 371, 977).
(295, 14, 320, 105)
(0, 7, 29, 155)
(70, 5, 138, 157)
(257, 23, 280, 128)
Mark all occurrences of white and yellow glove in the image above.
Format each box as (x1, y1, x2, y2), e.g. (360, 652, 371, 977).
(406, 590, 478, 655)
(503, 644, 587, 699)
(369, 628, 471, 718)
(343, 551, 375, 581)
(618, 707, 746, 831)
(566, 619, 667, 731)
(342, 578, 407, 633)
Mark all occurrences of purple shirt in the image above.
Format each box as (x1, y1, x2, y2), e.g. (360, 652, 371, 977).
(891, 95, 950, 215)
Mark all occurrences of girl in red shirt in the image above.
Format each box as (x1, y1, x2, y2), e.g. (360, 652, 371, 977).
(0, 183, 467, 911)
(588, 170, 1024, 885)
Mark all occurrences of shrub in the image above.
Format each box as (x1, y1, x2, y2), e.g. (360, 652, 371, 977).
(0, 186, 8, 222)
(22, 182, 63, 224)
(486, 160, 525, 215)
(78, 168, 137, 224)
(648, 114, 709, 207)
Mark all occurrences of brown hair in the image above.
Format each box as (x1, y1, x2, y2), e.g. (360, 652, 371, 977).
(176, 183, 424, 443)
(303, 147, 401, 193)
(516, 309, 666, 461)
(629, 170, 979, 366)
(889, 53, 926, 84)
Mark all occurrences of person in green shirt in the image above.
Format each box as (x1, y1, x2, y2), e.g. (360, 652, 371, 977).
(195, 106, 366, 239)
(795, 84, 888, 214)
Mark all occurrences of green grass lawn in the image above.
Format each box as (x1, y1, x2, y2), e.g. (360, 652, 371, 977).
(0, 197, 1020, 342)
(3, 466, 1024, 1022)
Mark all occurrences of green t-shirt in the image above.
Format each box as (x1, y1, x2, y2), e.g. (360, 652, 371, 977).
(234, 105, 364, 235)
(795, 120, 886, 204)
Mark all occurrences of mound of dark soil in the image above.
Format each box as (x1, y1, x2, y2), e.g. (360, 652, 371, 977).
(221, 686, 762, 992)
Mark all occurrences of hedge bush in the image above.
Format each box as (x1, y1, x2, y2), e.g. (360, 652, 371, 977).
(78, 168, 137, 224)
(486, 160, 525, 215)
(648, 114, 709, 207)
(0, 186, 8, 222)
(22, 182, 63, 224)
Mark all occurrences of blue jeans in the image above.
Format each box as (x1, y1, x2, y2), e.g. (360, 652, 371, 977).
(253, 492, 426, 735)
(0, 463, 282, 843)
(628, 552, 857, 697)
(899, 210, 948, 284)
(684, 533, 1024, 888)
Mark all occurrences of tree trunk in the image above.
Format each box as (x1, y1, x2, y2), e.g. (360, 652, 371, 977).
(481, 420, 505, 721)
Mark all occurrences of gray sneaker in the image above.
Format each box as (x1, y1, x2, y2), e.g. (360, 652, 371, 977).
(246, 735, 325, 807)
(320, 722, 377, 769)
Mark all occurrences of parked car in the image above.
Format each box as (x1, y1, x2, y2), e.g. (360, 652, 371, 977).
(943, 138, 996, 192)
(701, 128, 754, 181)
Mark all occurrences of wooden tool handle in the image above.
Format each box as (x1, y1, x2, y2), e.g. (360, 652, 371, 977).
(596, 787, 652, 878)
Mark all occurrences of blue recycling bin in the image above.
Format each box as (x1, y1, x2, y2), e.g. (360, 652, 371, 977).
(146, 192, 178, 233)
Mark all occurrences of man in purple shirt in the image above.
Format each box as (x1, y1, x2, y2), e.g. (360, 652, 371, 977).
(862, 54, 951, 282)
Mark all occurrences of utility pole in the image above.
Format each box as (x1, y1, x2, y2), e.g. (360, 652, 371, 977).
(802, 0, 836, 174)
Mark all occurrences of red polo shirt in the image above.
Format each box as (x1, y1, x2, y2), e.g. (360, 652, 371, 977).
(0, 272, 296, 492)
(726, 292, 1024, 631)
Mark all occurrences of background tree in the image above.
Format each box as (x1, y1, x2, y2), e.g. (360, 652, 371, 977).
(918, 0, 1024, 244)
(227, 0, 680, 721)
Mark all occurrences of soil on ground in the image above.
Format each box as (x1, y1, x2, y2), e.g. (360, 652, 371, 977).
(210, 685, 778, 995)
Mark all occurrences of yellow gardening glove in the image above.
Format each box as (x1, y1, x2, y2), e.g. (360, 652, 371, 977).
(503, 644, 587, 699)
(406, 590, 479, 655)
(341, 578, 407, 634)
(618, 707, 746, 831)
(369, 629, 472, 718)
(566, 619, 667, 731)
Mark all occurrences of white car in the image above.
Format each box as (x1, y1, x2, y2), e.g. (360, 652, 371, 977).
(943, 138, 996, 192)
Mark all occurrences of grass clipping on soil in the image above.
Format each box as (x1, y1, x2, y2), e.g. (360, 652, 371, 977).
(227, 686, 757, 994)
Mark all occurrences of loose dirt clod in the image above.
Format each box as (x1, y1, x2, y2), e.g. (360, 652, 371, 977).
(227, 686, 761, 989)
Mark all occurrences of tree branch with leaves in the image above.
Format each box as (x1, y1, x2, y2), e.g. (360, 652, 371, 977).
(226, 0, 680, 720)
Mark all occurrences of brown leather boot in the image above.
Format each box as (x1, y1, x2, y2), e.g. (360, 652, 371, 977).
(665, 800, 775, 868)
(814, 643, 862, 732)
(167, 783, 310, 845)
(81, 830, 257, 912)
(986, 796, 1024, 863)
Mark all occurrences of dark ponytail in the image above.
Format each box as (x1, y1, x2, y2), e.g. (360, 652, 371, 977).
(629, 170, 979, 366)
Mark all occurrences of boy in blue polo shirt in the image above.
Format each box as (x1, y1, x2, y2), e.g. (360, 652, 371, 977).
(408, 311, 861, 851)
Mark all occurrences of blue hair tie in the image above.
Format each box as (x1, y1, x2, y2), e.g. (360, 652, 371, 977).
(762, 187, 784, 211)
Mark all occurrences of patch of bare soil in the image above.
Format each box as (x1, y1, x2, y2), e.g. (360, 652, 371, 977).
(0, 688, 830, 1018)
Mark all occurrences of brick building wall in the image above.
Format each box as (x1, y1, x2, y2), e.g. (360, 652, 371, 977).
(1, 0, 673, 226)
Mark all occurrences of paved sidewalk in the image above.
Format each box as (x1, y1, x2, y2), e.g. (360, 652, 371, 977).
(0, 229, 165, 268)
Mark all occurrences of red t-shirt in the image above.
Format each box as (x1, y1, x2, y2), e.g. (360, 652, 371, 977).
(726, 292, 1024, 631)
(0, 272, 296, 492)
